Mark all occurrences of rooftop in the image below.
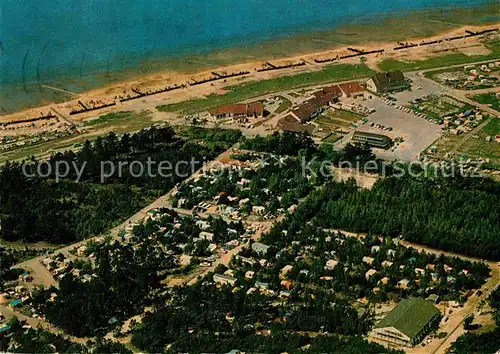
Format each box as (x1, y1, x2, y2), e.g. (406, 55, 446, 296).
(371, 71, 408, 90)
(277, 115, 314, 134)
(208, 102, 263, 116)
(338, 81, 364, 96)
(291, 93, 335, 122)
(375, 297, 440, 340)
(353, 131, 392, 142)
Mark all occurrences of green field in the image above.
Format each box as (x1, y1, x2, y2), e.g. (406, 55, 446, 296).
(83, 110, 153, 130)
(315, 109, 364, 130)
(157, 64, 375, 114)
(273, 97, 293, 115)
(473, 93, 500, 112)
(322, 133, 343, 144)
(379, 39, 500, 72)
(483, 118, 500, 136)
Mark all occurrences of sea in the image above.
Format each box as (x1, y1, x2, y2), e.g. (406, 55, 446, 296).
(0, 0, 497, 113)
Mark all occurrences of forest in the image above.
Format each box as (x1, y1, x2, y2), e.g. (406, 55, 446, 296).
(32, 238, 172, 337)
(240, 131, 317, 156)
(0, 126, 241, 244)
(283, 174, 500, 260)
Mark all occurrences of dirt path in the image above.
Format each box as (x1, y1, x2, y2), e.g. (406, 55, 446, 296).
(0, 304, 90, 344)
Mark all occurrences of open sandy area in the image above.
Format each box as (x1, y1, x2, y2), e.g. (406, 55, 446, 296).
(1, 24, 498, 126)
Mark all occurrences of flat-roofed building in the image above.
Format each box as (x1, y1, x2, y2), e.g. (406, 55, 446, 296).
(213, 274, 237, 286)
(252, 242, 270, 255)
(352, 131, 392, 149)
(371, 298, 441, 347)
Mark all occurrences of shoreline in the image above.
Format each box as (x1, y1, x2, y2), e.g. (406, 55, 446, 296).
(1, 22, 499, 124)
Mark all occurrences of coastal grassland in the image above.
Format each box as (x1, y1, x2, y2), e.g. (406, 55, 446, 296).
(473, 93, 500, 112)
(378, 38, 500, 72)
(83, 110, 153, 131)
(157, 64, 374, 114)
(0, 111, 154, 163)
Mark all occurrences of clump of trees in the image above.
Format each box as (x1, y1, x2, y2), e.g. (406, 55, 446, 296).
(172, 155, 330, 212)
(131, 280, 391, 353)
(240, 131, 316, 156)
(33, 238, 175, 337)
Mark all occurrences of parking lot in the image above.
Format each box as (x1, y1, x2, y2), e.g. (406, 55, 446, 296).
(357, 96, 442, 161)
(394, 73, 450, 105)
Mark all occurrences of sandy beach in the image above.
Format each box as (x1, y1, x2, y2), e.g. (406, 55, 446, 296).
(1, 23, 499, 125)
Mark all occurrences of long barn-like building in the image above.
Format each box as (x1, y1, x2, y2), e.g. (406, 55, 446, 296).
(371, 298, 441, 347)
(208, 102, 264, 119)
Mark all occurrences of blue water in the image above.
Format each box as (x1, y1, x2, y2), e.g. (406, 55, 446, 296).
(0, 0, 496, 110)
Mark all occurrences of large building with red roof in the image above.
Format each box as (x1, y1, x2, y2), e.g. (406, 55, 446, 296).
(338, 81, 365, 98)
(208, 102, 264, 119)
(289, 88, 341, 123)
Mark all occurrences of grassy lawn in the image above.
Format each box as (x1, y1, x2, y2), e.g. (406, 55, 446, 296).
(84, 111, 134, 126)
(379, 39, 500, 72)
(83, 110, 153, 131)
(315, 109, 364, 131)
(315, 115, 344, 130)
(315, 109, 363, 131)
(273, 97, 293, 115)
(328, 108, 364, 122)
(473, 93, 500, 112)
(322, 133, 343, 144)
(483, 118, 500, 136)
(157, 64, 375, 114)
